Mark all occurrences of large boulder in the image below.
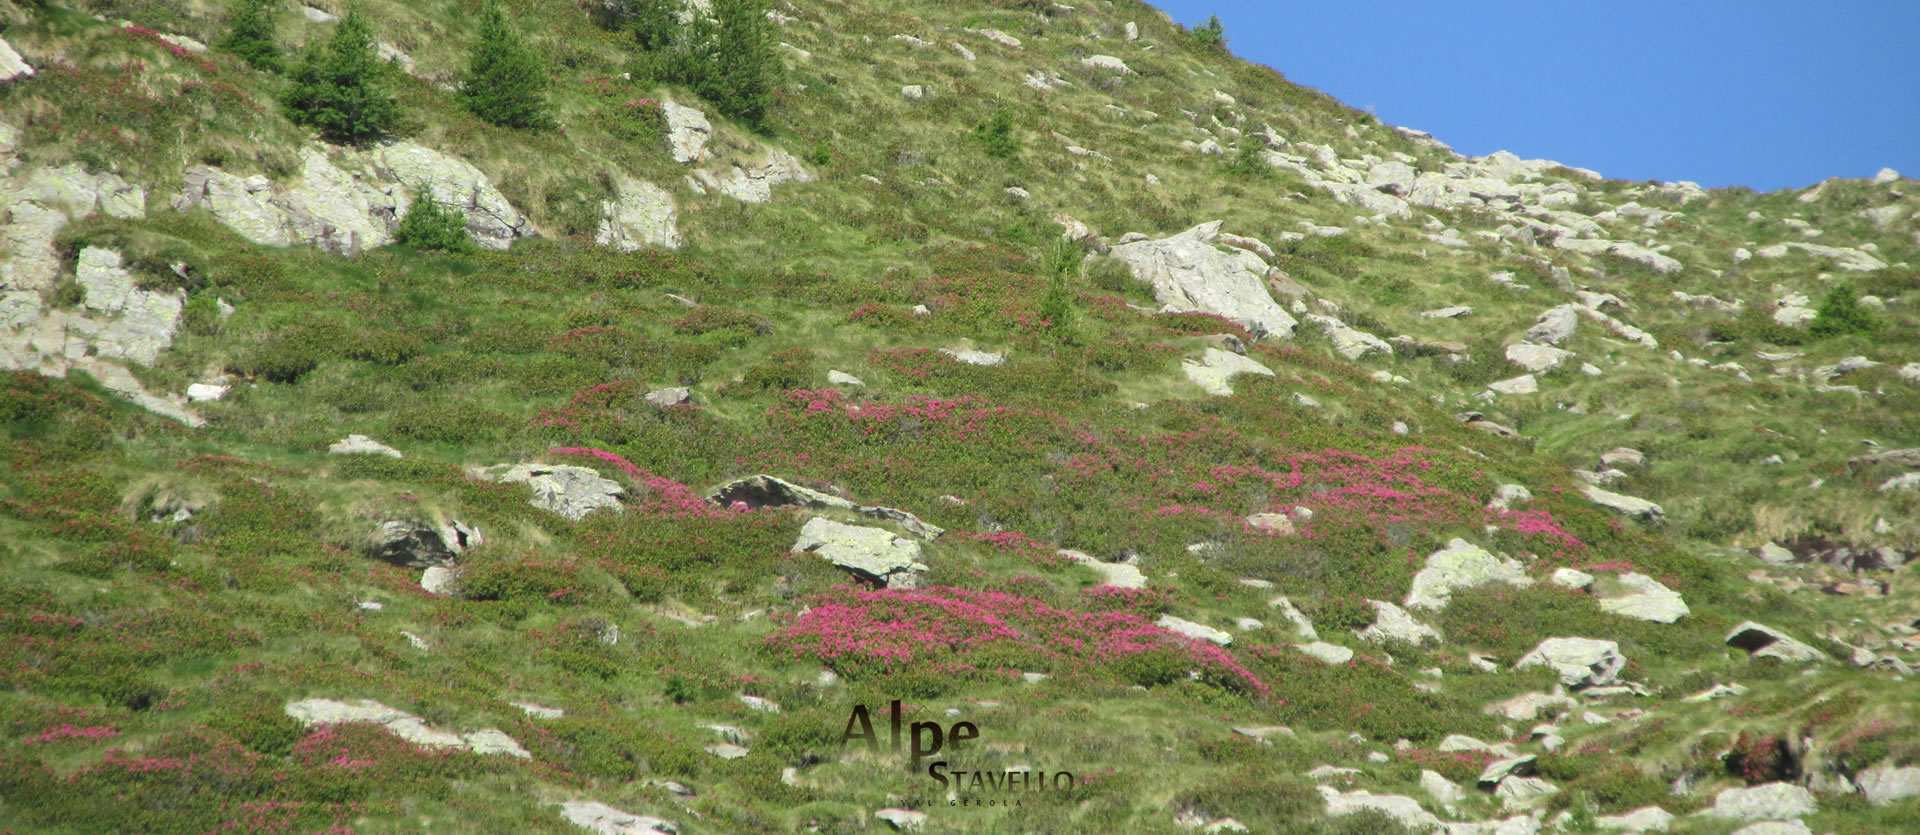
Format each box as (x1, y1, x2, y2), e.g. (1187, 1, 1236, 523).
(1305, 314, 1392, 360)
(1107, 221, 1298, 339)
(1525, 305, 1580, 345)
(1859, 764, 1920, 806)
(556, 800, 678, 835)
(1182, 347, 1275, 396)
(359, 142, 533, 249)
(1516, 638, 1625, 688)
(1358, 599, 1441, 646)
(791, 517, 928, 588)
(692, 146, 813, 203)
(1580, 484, 1664, 522)
(1698, 783, 1817, 821)
(479, 463, 627, 521)
(1405, 538, 1532, 610)
(1725, 622, 1829, 664)
(709, 474, 941, 539)
(367, 519, 479, 569)
(1595, 572, 1689, 623)
(0, 35, 33, 82)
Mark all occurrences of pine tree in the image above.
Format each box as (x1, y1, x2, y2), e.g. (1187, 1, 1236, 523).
(218, 0, 283, 73)
(673, 0, 778, 131)
(1808, 283, 1877, 338)
(282, 7, 402, 144)
(971, 108, 1017, 160)
(625, 0, 678, 51)
(393, 188, 477, 253)
(1039, 238, 1081, 343)
(460, 0, 552, 129)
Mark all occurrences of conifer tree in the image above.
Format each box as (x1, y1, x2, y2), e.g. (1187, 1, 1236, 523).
(282, 7, 402, 144)
(219, 0, 283, 73)
(625, 0, 678, 51)
(460, 0, 552, 129)
(1809, 282, 1877, 338)
(674, 0, 778, 131)
(392, 187, 477, 253)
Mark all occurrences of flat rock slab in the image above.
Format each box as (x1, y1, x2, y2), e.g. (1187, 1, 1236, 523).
(1725, 622, 1828, 664)
(285, 698, 528, 758)
(1061, 549, 1145, 589)
(1595, 572, 1689, 623)
(1158, 614, 1231, 646)
(1516, 637, 1625, 688)
(1183, 347, 1274, 396)
(1405, 538, 1532, 610)
(1107, 221, 1298, 339)
(1358, 599, 1440, 646)
(556, 800, 678, 835)
(478, 463, 626, 521)
(1699, 783, 1817, 821)
(709, 474, 942, 539)
(791, 516, 927, 586)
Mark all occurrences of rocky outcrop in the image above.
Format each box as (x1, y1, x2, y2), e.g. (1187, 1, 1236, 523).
(1304, 314, 1391, 360)
(1358, 599, 1440, 645)
(1580, 484, 1663, 522)
(367, 519, 480, 569)
(1595, 572, 1689, 623)
(0, 35, 33, 82)
(1107, 222, 1298, 339)
(1725, 622, 1829, 664)
(1753, 242, 1886, 272)
(1698, 783, 1816, 821)
(690, 146, 814, 203)
(791, 516, 928, 588)
(1516, 638, 1625, 688)
(174, 142, 532, 253)
(556, 800, 678, 835)
(1182, 347, 1274, 395)
(663, 99, 714, 163)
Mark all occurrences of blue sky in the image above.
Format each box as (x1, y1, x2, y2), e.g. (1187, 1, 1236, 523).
(1150, 1, 1920, 192)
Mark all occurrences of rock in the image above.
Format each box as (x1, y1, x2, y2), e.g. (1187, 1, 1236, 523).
(1753, 242, 1887, 271)
(950, 43, 975, 61)
(0, 35, 33, 82)
(1244, 512, 1295, 535)
(1422, 770, 1465, 805)
(705, 742, 749, 759)
(1858, 764, 1920, 806)
(1595, 572, 1689, 623)
(644, 386, 691, 407)
(1579, 484, 1663, 522)
(1516, 638, 1625, 688)
(1080, 55, 1134, 74)
(1420, 306, 1473, 319)
(737, 694, 780, 713)
(662, 99, 713, 163)
(481, 463, 627, 521)
(1496, 776, 1559, 806)
(900, 85, 924, 100)
(1292, 392, 1320, 408)
(1725, 622, 1829, 664)
(1268, 597, 1319, 640)
(708, 474, 942, 540)
(1182, 348, 1275, 396)
(1729, 823, 1812, 835)
(1478, 755, 1538, 788)
(513, 702, 564, 720)
(1106, 221, 1298, 338)
(556, 801, 678, 835)
(1699, 783, 1817, 821)
(1754, 543, 1796, 566)
(1295, 642, 1354, 664)
(1551, 568, 1594, 589)
(1874, 167, 1901, 184)
(692, 145, 814, 204)
(302, 6, 339, 23)
(1489, 484, 1533, 511)
(359, 142, 532, 250)
(875, 808, 927, 832)
(596, 176, 681, 251)
(1158, 615, 1231, 646)
(186, 382, 229, 402)
(1879, 473, 1920, 492)
(1358, 599, 1440, 646)
(940, 347, 1004, 366)
(1525, 305, 1580, 345)
(1124, 21, 1140, 41)
(827, 370, 865, 386)
(1489, 374, 1539, 395)
(369, 520, 465, 569)
(1367, 162, 1419, 195)
(1061, 549, 1145, 589)
(791, 517, 928, 587)
(1305, 314, 1392, 360)
(1307, 765, 1363, 779)
(1317, 787, 1441, 831)
(421, 566, 458, 595)
(1405, 538, 1533, 610)
(1681, 683, 1748, 703)
(1487, 690, 1579, 721)
(971, 28, 1022, 48)
(285, 698, 526, 757)
(1505, 343, 1573, 373)
(330, 434, 404, 458)
(1051, 212, 1095, 242)
(72, 248, 183, 366)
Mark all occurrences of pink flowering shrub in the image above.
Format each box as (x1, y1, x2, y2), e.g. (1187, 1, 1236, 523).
(765, 585, 1268, 695)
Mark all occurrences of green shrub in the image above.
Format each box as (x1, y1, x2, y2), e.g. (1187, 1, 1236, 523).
(239, 328, 340, 383)
(389, 400, 507, 444)
(282, 8, 403, 144)
(664, 0, 779, 131)
(1189, 15, 1228, 51)
(1808, 282, 1877, 338)
(217, 0, 282, 73)
(971, 107, 1017, 160)
(393, 189, 477, 253)
(181, 294, 223, 336)
(50, 279, 84, 308)
(1224, 140, 1268, 178)
(206, 699, 307, 756)
(459, 0, 552, 130)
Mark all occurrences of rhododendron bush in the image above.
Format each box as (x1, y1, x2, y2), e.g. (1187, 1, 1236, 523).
(765, 585, 1269, 696)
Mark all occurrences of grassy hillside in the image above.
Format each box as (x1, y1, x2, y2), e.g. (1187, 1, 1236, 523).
(2, 1, 1918, 833)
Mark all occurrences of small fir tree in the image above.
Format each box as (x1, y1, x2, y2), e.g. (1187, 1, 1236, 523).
(672, 0, 779, 131)
(219, 0, 283, 72)
(1038, 238, 1081, 343)
(1808, 283, 1877, 338)
(282, 7, 402, 144)
(625, 0, 679, 51)
(460, 0, 552, 129)
(971, 108, 1017, 160)
(393, 188, 477, 253)
(1190, 15, 1227, 50)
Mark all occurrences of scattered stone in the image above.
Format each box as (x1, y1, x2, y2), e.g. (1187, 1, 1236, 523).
(1317, 786, 1441, 831)
(421, 566, 458, 595)
(1489, 484, 1533, 511)
(329, 435, 403, 458)
(1420, 306, 1473, 319)
(514, 702, 564, 720)
(556, 800, 677, 835)
(708, 474, 941, 539)
(875, 808, 927, 832)
(1725, 622, 1829, 664)
(597, 176, 681, 251)
(1295, 642, 1355, 665)
(940, 347, 1005, 366)
(1106, 221, 1298, 338)
(1551, 568, 1595, 589)
(1358, 599, 1441, 646)
(479, 463, 626, 521)
(1159, 615, 1231, 646)
(285, 699, 527, 757)
(1244, 512, 1295, 535)
(705, 742, 749, 759)
(1506, 343, 1574, 373)
(827, 370, 865, 386)
(1182, 347, 1275, 396)
(1579, 484, 1663, 522)
(1488, 690, 1579, 722)
(1267, 597, 1319, 640)
(1306, 314, 1393, 360)
(1080, 55, 1134, 74)
(644, 386, 692, 407)
(1595, 573, 1689, 623)
(1489, 374, 1539, 395)
(1061, 549, 1145, 589)
(1422, 770, 1465, 805)
(1858, 764, 1920, 806)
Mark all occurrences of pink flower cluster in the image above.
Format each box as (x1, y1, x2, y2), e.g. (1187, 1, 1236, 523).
(547, 447, 739, 519)
(24, 724, 121, 745)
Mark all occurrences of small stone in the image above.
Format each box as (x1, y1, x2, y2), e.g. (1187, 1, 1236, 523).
(645, 387, 691, 407)
(329, 434, 403, 458)
(420, 566, 458, 595)
(705, 743, 749, 760)
(827, 370, 866, 386)
(875, 808, 927, 832)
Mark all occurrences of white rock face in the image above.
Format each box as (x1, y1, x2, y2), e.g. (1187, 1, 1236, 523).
(1182, 348, 1274, 395)
(1725, 622, 1829, 664)
(1406, 539, 1533, 610)
(1516, 637, 1625, 688)
(1700, 783, 1817, 821)
(692, 146, 814, 203)
(330, 434, 404, 458)
(1107, 221, 1298, 338)
(1318, 786, 1440, 831)
(72, 248, 183, 367)
(1295, 642, 1354, 665)
(1550, 568, 1594, 589)
(420, 566, 457, 595)
(1595, 806, 1673, 832)
(792, 517, 927, 587)
(481, 463, 627, 521)
(1753, 242, 1886, 271)
(1080, 55, 1134, 74)
(1358, 599, 1440, 646)
(1061, 549, 1145, 589)
(285, 698, 528, 758)
(1595, 572, 1689, 623)
(1859, 764, 1920, 806)
(556, 800, 678, 834)
(941, 347, 1005, 366)
(1268, 597, 1319, 640)
(662, 99, 714, 163)
(1158, 614, 1232, 646)
(596, 176, 681, 251)
(362, 142, 532, 250)
(0, 35, 32, 82)
(1526, 305, 1581, 345)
